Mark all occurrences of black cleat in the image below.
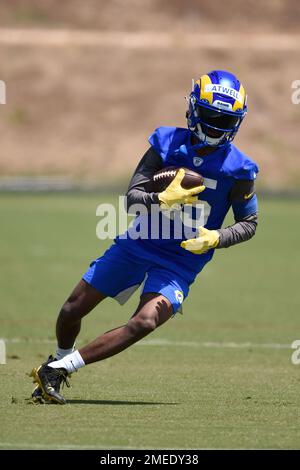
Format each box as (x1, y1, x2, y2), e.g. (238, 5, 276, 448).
(30, 356, 70, 405)
(31, 355, 55, 403)
(31, 384, 45, 404)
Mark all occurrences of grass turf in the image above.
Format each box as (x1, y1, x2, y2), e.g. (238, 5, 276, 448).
(0, 193, 300, 449)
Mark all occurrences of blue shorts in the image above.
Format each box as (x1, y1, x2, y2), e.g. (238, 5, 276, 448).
(82, 243, 190, 314)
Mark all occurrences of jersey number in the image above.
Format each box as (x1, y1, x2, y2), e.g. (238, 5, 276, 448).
(179, 178, 217, 229)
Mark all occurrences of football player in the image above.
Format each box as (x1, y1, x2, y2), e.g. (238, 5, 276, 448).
(30, 70, 258, 404)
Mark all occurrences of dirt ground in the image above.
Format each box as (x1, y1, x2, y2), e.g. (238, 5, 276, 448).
(1, 0, 300, 33)
(0, 1, 299, 189)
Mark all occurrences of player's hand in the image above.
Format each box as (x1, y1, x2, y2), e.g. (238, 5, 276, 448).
(180, 226, 220, 254)
(158, 168, 205, 210)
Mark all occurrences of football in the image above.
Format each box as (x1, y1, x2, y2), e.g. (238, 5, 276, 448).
(148, 166, 204, 193)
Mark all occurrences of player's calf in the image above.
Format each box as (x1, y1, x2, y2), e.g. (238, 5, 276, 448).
(56, 279, 106, 349)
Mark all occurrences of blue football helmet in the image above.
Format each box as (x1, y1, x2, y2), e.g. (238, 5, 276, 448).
(186, 70, 248, 147)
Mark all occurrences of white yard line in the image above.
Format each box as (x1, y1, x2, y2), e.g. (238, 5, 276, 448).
(3, 337, 292, 349)
(0, 29, 299, 51)
(4, 338, 58, 344)
(0, 442, 146, 450)
(0, 441, 201, 450)
(139, 339, 291, 349)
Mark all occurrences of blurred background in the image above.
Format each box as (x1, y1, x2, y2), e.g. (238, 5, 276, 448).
(1, 1, 300, 450)
(0, 0, 299, 190)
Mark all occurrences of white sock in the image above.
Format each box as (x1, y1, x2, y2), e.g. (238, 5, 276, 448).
(55, 345, 75, 360)
(48, 350, 85, 374)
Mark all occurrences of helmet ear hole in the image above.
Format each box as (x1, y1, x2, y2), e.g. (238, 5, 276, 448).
(185, 110, 189, 119)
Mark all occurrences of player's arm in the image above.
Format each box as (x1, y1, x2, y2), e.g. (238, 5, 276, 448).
(216, 179, 258, 248)
(125, 147, 163, 213)
(125, 148, 205, 212)
(216, 212, 257, 248)
(181, 179, 258, 254)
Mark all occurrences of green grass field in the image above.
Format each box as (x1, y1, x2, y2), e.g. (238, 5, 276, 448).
(1, 193, 300, 449)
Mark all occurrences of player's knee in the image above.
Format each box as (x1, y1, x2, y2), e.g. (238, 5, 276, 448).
(127, 316, 157, 336)
(59, 301, 80, 324)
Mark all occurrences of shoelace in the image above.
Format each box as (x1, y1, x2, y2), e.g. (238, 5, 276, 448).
(46, 367, 70, 390)
(61, 373, 70, 389)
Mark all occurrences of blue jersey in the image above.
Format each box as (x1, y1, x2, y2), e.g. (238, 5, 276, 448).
(116, 126, 259, 284)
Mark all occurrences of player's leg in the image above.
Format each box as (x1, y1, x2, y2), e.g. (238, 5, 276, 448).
(31, 292, 173, 404)
(56, 242, 145, 353)
(56, 279, 106, 350)
(79, 292, 173, 364)
(31, 279, 106, 403)
(31, 266, 189, 404)
(30, 243, 150, 403)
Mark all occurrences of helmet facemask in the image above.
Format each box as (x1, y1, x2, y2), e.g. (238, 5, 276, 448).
(187, 93, 245, 147)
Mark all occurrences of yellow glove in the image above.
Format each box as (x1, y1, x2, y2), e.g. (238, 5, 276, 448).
(180, 226, 220, 254)
(158, 168, 205, 210)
